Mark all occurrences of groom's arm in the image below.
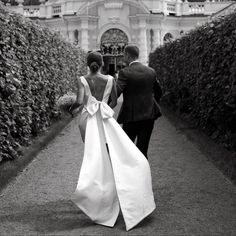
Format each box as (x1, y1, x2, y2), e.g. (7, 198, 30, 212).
(116, 69, 127, 98)
(108, 77, 118, 108)
(153, 71, 163, 103)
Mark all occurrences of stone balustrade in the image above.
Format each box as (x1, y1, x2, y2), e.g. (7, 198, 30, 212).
(188, 3, 205, 14)
(23, 6, 40, 17)
(2, 0, 233, 18)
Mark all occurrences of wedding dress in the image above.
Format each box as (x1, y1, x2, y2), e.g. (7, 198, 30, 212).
(72, 75, 156, 231)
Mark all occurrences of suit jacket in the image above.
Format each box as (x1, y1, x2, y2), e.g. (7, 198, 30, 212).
(116, 62, 162, 124)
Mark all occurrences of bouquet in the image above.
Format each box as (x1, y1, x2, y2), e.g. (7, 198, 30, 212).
(56, 92, 81, 117)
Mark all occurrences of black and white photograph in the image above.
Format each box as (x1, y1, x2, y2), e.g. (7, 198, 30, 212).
(0, 0, 236, 235)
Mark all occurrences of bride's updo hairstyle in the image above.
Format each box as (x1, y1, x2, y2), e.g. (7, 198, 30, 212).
(87, 51, 103, 74)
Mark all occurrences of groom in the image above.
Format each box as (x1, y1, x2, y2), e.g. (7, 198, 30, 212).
(116, 45, 162, 158)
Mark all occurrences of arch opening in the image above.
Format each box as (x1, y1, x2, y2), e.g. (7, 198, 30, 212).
(164, 33, 174, 44)
(100, 28, 128, 76)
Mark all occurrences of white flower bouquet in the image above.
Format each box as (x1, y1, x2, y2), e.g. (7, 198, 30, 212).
(56, 92, 81, 116)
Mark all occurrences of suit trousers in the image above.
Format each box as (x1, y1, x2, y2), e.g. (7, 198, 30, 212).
(122, 119, 155, 159)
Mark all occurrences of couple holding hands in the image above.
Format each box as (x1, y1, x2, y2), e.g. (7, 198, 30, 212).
(71, 45, 162, 231)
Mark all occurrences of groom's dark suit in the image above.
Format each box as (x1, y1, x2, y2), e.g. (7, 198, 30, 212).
(116, 61, 162, 158)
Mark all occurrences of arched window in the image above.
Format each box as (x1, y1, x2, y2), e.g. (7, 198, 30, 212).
(74, 30, 79, 45)
(150, 29, 154, 51)
(163, 33, 173, 44)
(100, 28, 128, 56)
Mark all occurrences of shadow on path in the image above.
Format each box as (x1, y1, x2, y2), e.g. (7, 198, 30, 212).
(0, 200, 91, 234)
(0, 200, 156, 234)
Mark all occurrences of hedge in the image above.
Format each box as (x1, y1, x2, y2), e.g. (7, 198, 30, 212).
(0, 5, 87, 162)
(149, 13, 236, 151)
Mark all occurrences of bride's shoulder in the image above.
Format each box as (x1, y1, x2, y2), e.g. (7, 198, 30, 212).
(95, 73, 110, 82)
(106, 74, 114, 81)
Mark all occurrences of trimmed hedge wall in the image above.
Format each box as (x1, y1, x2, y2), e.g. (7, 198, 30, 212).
(149, 13, 236, 151)
(0, 6, 87, 162)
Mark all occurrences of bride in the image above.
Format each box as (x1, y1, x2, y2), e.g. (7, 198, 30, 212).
(72, 51, 156, 231)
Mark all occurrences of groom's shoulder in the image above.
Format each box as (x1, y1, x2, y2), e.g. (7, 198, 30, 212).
(119, 65, 132, 76)
(120, 62, 155, 75)
(141, 64, 156, 76)
(137, 62, 155, 71)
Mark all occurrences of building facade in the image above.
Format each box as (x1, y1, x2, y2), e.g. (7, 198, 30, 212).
(6, 0, 235, 70)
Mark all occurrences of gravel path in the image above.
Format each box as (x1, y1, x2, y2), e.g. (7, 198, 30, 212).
(0, 101, 236, 236)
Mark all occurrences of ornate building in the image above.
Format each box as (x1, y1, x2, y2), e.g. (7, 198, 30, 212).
(5, 0, 236, 70)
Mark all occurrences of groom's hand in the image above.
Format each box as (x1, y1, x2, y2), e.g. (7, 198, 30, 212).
(116, 70, 127, 98)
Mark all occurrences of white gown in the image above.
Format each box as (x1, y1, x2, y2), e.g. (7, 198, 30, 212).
(72, 75, 156, 231)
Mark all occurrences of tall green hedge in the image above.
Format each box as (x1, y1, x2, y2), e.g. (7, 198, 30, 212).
(0, 6, 87, 162)
(149, 13, 236, 151)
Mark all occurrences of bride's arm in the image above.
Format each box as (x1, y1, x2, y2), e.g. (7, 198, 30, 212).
(109, 78, 117, 108)
(75, 77, 84, 105)
(69, 77, 84, 112)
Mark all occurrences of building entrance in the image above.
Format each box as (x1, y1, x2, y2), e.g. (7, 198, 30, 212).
(100, 28, 128, 76)
(102, 55, 124, 76)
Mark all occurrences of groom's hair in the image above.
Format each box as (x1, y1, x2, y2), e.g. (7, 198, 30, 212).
(124, 45, 139, 59)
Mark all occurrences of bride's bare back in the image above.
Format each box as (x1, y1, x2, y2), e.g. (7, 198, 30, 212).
(76, 72, 117, 108)
(84, 73, 108, 101)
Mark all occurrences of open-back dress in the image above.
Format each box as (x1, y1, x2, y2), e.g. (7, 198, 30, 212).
(72, 75, 156, 231)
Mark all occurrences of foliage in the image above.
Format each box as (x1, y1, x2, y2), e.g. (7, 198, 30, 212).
(0, 0, 44, 6)
(0, 5, 87, 162)
(149, 13, 236, 151)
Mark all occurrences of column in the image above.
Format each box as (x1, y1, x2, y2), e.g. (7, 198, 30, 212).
(163, 0, 168, 16)
(16, 0, 24, 15)
(61, 1, 66, 15)
(159, 30, 164, 45)
(182, 0, 190, 15)
(68, 30, 75, 44)
(65, 0, 74, 15)
(39, 0, 46, 18)
(139, 17, 148, 65)
(176, 0, 182, 16)
(80, 17, 89, 52)
(46, 4, 52, 19)
(60, 30, 67, 40)
(154, 29, 161, 49)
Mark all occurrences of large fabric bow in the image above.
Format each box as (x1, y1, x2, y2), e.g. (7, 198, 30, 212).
(86, 96, 114, 119)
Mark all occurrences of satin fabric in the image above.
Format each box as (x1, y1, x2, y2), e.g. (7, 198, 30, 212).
(72, 76, 156, 231)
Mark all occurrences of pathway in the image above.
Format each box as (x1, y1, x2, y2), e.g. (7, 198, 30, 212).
(0, 101, 236, 235)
